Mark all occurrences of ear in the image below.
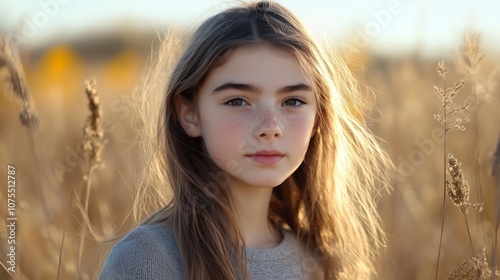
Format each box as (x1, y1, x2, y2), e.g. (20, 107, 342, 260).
(174, 95, 202, 137)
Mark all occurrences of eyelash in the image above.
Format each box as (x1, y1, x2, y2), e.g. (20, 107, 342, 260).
(224, 97, 307, 107)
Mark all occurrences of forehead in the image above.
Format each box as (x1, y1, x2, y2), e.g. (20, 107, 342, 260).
(202, 44, 312, 88)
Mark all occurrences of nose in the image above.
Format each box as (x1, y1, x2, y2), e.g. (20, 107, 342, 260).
(254, 108, 283, 140)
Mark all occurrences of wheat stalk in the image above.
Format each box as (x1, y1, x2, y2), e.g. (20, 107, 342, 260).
(56, 78, 107, 279)
(75, 78, 107, 278)
(82, 78, 106, 170)
(0, 35, 38, 126)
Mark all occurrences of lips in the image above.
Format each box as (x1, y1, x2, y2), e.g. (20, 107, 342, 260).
(250, 150, 284, 156)
(246, 150, 284, 164)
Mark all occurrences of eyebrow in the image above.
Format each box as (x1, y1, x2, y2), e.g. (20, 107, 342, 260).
(211, 83, 312, 95)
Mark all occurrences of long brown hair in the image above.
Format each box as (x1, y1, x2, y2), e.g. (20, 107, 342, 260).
(133, 1, 393, 279)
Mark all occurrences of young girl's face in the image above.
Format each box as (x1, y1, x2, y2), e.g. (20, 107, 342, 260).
(183, 44, 317, 189)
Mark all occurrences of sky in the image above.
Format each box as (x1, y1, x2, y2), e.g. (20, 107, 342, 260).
(1, 0, 499, 56)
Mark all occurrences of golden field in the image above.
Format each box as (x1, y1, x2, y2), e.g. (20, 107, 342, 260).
(0, 28, 499, 279)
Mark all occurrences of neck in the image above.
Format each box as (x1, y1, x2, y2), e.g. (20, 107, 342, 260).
(230, 181, 282, 249)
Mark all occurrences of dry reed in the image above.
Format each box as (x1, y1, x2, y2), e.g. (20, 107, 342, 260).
(75, 78, 107, 278)
(452, 32, 498, 102)
(436, 32, 500, 279)
(434, 59, 471, 279)
(453, 32, 500, 279)
(0, 35, 59, 265)
(56, 79, 109, 279)
(0, 35, 38, 127)
(453, 32, 499, 258)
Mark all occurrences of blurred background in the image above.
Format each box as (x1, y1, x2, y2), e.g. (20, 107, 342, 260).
(1, 0, 499, 279)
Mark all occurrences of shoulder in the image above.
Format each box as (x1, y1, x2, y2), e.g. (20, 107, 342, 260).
(98, 223, 183, 280)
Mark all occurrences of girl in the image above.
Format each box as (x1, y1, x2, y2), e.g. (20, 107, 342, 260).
(99, 1, 392, 279)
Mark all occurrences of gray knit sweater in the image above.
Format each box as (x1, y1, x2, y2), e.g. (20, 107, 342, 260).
(98, 223, 318, 279)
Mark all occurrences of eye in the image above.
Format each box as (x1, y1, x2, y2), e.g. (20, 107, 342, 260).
(282, 97, 306, 107)
(224, 98, 248, 106)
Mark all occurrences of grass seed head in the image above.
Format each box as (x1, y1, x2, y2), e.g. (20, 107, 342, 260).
(452, 32, 482, 78)
(446, 248, 489, 279)
(438, 60, 448, 78)
(447, 79, 465, 99)
(445, 153, 483, 215)
(0, 34, 38, 126)
(446, 153, 470, 213)
(19, 105, 38, 126)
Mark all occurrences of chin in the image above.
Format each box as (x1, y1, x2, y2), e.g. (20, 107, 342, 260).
(244, 177, 287, 188)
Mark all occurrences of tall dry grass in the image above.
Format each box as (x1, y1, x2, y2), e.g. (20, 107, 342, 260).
(0, 29, 499, 279)
(0, 33, 139, 279)
(437, 33, 500, 280)
(372, 32, 500, 279)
